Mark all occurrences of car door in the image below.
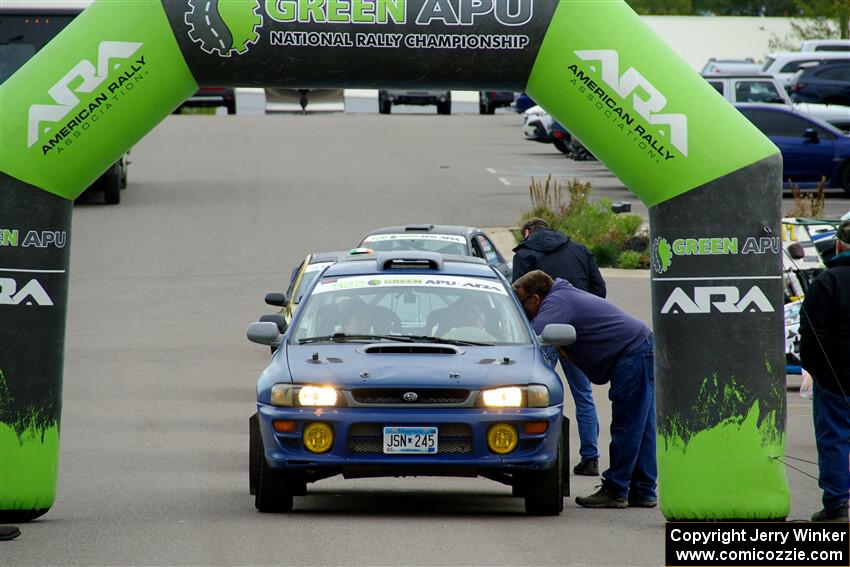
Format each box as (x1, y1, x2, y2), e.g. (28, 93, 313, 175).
(472, 234, 511, 279)
(739, 108, 837, 184)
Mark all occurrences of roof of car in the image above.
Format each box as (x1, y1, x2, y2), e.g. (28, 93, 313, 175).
(735, 103, 847, 134)
(324, 253, 496, 279)
(363, 225, 478, 238)
(701, 73, 775, 79)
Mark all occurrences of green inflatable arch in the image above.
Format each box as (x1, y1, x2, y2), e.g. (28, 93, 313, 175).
(0, 0, 789, 521)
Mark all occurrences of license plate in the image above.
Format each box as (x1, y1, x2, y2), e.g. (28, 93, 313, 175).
(383, 426, 438, 454)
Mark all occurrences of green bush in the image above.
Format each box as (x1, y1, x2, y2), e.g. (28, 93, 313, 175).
(617, 250, 643, 269)
(520, 176, 646, 269)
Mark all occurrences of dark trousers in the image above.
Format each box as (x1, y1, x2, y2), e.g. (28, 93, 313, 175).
(813, 381, 850, 512)
(603, 337, 656, 500)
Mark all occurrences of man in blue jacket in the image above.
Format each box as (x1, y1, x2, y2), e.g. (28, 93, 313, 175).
(513, 218, 606, 476)
(800, 220, 850, 522)
(513, 270, 656, 508)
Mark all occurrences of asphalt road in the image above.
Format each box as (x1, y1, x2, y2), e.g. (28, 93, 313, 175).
(5, 111, 837, 565)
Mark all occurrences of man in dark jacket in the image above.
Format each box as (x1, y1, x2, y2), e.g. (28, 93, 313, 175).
(513, 218, 606, 476)
(800, 220, 850, 522)
(514, 271, 656, 508)
(512, 218, 606, 298)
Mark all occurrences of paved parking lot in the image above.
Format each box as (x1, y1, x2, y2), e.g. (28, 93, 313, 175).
(6, 111, 838, 565)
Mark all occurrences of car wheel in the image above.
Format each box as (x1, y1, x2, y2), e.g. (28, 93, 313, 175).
(840, 162, 850, 196)
(379, 98, 391, 114)
(254, 449, 295, 513)
(437, 100, 451, 115)
(521, 437, 564, 516)
(553, 139, 570, 155)
(102, 173, 121, 205)
(479, 102, 488, 115)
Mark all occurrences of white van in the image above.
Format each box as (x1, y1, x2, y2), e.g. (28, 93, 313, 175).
(762, 52, 850, 85)
(799, 39, 850, 52)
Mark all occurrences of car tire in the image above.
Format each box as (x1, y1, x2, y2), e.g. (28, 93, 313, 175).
(254, 450, 295, 513)
(379, 98, 391, 114)
(437, 100, 451, 115)
(102, 173, 121, 205)
(521, 438, 564, 516)
(840, 162, 850, 196)
(249, 413, 260, 496)
(553, 139, 570, 155)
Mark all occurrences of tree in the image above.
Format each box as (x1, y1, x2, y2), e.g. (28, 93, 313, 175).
(797, 0, 850, 38)
(626, 0, 694, 15)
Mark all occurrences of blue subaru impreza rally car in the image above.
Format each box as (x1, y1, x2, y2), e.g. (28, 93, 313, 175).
(246, 252, 576, 515)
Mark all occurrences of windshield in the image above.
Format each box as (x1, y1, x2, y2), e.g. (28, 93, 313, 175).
(0, 14, 75, 84)
(291, 274, 530, 345)
(360, 233, 468, 256)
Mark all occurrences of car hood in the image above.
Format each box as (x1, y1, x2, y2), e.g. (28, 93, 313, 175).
(284, 343, 541, 389)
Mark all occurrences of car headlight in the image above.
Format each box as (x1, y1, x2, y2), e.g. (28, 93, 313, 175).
(270, 384, 338, 407)
(298, 386, 338, 407)
(482, 387, 523, 407)
(526, 385, 550, 408)
(479, 385, 550, 408)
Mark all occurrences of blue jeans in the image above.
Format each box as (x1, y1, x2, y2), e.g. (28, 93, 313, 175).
(543, 347, 599, 461)
(603, 337, 656, 500)
(813, 381, 850, 512)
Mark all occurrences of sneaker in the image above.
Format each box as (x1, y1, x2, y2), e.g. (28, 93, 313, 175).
(628, 497, 658, 508)
(576, 484, 627, 509)
(573, 458, 599, 476)
(811, 505, 848, 522)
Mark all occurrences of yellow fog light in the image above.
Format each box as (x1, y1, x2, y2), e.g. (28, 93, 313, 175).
(487, 423, 518, 454)
(303, 422, 334, 453)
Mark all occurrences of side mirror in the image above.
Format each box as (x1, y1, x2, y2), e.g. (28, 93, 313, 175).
(787, 242, 806, 260)
(247, 322, 282, 346)
(259, 313, 287, 334)
(265, 292, 288, 307)
(803, 128, 819, 143)
(538, 324, 577, 347)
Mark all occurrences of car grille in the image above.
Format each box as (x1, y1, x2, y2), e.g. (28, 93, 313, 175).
(347, 423, 472, 454)
(351, 388, 470, 405)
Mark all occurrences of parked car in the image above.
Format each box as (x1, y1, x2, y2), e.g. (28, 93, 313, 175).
(705, 73, 850, 131)
(378, 90, 451, 115)
(479, 91, 514, 114)
(176, 88, 236, 115)
(736, 104, 850, 194)
(702, 57, 761, 75)
(359, 224, 512, 279)
(789, 62, 850, 107)
(246, 251, 575, 515)
(800, 39, 850, 52)
(760, 52, 850, 86)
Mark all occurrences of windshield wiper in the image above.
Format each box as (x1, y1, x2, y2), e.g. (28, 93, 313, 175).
(298, 333, 415, 344)
(397, 335, 494, 347)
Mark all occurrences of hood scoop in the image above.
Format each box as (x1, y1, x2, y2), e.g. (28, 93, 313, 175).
(362, 343, 461, 355)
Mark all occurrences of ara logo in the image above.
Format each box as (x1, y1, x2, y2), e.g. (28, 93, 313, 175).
(27, 41, 143, 149)
(574, 50, 688, 157)
(661, 286, 774, 315)
(186, 0, 263, 57)
(0, 278, 54, 306)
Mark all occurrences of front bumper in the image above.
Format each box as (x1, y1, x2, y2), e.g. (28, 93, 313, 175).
(258, 405, 563, 474)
